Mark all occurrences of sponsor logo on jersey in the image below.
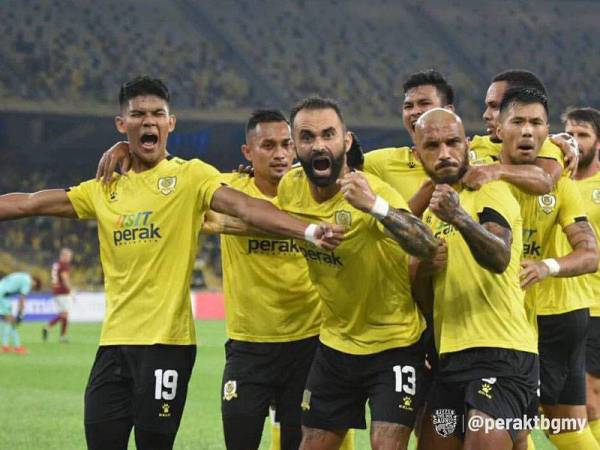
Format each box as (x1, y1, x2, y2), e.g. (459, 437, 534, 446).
(158, 176, 177, 195)
(247, 238, 301, 255)
(433, 408, 457, 437)
(108, 191, 118, 203)
(113, 211, 162, 246)
(223, 380, 238, 401)
(523, 229, 541, 257)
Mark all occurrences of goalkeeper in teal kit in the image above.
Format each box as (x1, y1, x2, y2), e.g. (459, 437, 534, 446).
(0, 272, 41, 354)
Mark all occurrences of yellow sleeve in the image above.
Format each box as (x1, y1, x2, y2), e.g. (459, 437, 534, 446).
(538, 139, 565, 169)
(66, 179, 98, 220)
(558, 178, 587, 229)
(475, 182, 520, 229)
(188, 159, 223, 214)
(363, 151, 385, 178)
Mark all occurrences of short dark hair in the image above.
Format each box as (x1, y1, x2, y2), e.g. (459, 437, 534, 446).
(402, 69, 454, 105)
(347, 132, 364, 169)
(561, 107, 600, 139)
(492, 70, 547, 96)
(119, 76, 170, 109)
(246, 109, 289, 135)
(499, 88, 549, 118)
(289, 96, 345, 129)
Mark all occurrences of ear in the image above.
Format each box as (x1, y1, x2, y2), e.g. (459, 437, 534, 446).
(169, 115, 176, 132)
(496, 122, 504, 141)
(241, 144, 252, 163)
(344, 130, 353, 153)
(115, 115, 127, 134)
(445, 104, 456, 112)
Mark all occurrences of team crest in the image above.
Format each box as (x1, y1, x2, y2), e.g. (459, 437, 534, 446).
(468, 150, 478, 162)
(158, 176, 177, 195)
(159, 403, 171, 418)
(301, 389, 311, 411)
(432, 409, 457, 438)
(592, 189, 600, 205)
(335, 210, 352, 227)
(538, 193, 556, 214)
(223, 380, 238, 401)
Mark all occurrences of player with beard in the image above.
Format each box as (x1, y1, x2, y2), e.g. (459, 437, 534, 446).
(0, 77, 343, 450)
(274, 96, 438, 450)
(564, 107, 600, 445)
(492, 90, 598, 450)
(411, 108, 538, 450)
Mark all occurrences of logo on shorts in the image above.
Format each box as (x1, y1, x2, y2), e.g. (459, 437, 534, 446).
(301, 389, 311, 411)
(158, 176, 177, 195)
(223, 380, 238, 401)
(478, 380, 494, 400)
(159, 403, 171, 418)
(399, 396, 414, 412)
(432, 409, 457, 437)
(538, 194, 556, 214)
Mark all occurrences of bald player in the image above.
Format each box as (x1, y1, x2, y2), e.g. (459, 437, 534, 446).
(412, 109, 538, 450)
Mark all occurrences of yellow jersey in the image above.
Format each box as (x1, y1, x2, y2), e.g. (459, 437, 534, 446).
(220, 173, 321, 342)
(67, 156, 222, 345)
(423, 181, 536, 355)
(277, 168, 425, 355)
(469, 135, 565, 169)
(364, 147, 429, 202)
(575, 172, 600, 316)
(510, 178, 591, 316)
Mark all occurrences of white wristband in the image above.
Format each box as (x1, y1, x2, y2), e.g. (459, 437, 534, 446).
(542, 258, 561, 276)
(370, 196, 390, 220)
(304, 223, 319, 245)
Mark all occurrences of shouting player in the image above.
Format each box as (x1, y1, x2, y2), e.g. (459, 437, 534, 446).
(0, 76, 342, 450)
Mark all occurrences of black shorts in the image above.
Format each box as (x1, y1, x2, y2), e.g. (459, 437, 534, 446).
(426, 347, 538, 442)
(302, 340, 425, 431)
(538, 308, 589, 405)
(587, 316, 600, 377)
(84, 344, 196, 435)
(221, 336, 319, 426)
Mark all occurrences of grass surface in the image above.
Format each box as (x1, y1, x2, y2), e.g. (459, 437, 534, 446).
(0, 322, 555, 449)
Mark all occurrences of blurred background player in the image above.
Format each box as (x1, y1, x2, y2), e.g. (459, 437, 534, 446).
(0, 271, 41, 354)
(565, 107, 600, 445)
(43, 247, 74, 343)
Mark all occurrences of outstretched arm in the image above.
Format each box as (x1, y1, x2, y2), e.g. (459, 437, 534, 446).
(209, 186, 344, 250)
(429, 184, 512, 273)
(520, 221, 598, 288)
(337, 172, 438, 260)
(0, 189, 77, 220)
(462, 164, 553, 195)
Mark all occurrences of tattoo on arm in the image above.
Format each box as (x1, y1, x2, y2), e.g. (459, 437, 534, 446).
(453, 213, 512, 273)
(558, 221, 599, 276)
(381, 208, 438, 260)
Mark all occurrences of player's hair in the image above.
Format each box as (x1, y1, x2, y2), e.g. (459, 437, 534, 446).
(492, 70, 547, 96)
(402, 69, 454, 106)
(246, 109, 289, 134)
(289, 96, 345, 129)
(499, 88, 549, 118)
(561, 107, 600, 139)
(347, 131, 364, 170)
(119, 76, 170, 109)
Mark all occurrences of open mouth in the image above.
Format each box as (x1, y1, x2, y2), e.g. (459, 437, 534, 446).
(517, 143, 534, 152)
(312, 155, 332, 175)
(140, 132, 159, 149)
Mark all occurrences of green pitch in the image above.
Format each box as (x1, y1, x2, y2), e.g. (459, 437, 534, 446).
(0, 322, 555, 449)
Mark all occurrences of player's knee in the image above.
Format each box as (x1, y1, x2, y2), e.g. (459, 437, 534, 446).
(370, 422, 411, 450)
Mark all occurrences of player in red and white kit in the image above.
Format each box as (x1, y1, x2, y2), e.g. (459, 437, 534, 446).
(42, 248, 74, 343)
